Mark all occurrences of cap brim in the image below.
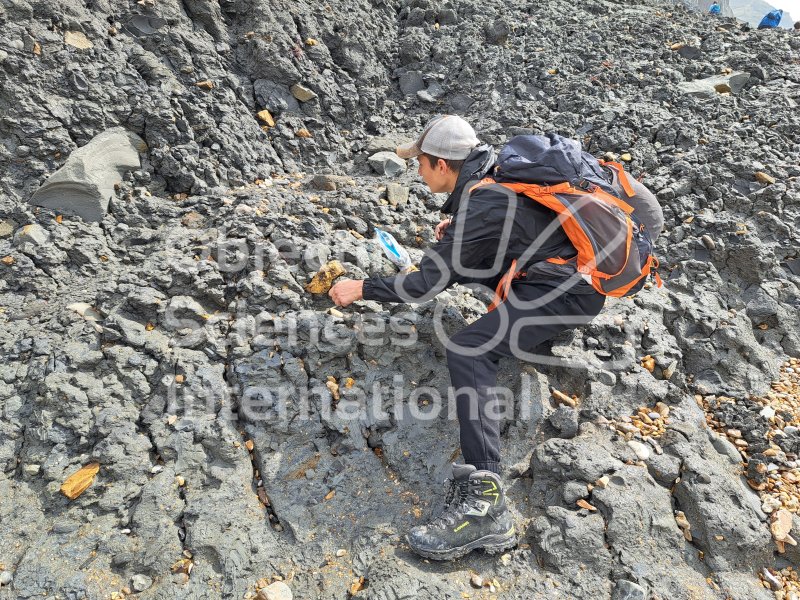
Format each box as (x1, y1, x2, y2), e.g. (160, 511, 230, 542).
(396, 141, 421, 159)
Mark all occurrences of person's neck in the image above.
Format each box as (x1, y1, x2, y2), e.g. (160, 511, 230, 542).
(444, 169, 460, 193)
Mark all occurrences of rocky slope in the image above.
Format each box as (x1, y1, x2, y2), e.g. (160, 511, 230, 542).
(1, 0, 800, 599)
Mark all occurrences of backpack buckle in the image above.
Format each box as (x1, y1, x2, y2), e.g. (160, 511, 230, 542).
(574, 178, 595, 192)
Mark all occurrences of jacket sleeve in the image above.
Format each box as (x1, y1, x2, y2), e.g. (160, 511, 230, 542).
(362, 190, 506, 303)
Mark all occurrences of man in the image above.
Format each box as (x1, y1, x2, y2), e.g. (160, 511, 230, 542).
(758, 8, 783, 29)
(709, 1, 721, 16)
(329, 115, 608, 560)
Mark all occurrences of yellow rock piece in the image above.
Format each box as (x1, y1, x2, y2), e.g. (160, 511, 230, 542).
(326, 376, 340, 401)
(64, 31, 93, 49)
(257, 110, 275, 127)
(196, 80, 214, 90)
(60, 462, 100, 500)
(755, 172, 775, 185)
(305, 260, 345, 294)
(551, 388, 577, 407)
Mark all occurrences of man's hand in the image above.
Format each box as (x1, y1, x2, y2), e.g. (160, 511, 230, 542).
(434, 218, 451, 241)
(329, 279, 364, 307)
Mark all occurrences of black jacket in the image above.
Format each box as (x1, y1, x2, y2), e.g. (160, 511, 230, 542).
(362, 145, 581, 303)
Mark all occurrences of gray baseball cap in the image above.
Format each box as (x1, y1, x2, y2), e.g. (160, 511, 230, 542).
(396, 115, 479, 160)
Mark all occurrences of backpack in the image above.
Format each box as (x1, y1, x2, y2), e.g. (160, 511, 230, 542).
(471, 134, 661, 307)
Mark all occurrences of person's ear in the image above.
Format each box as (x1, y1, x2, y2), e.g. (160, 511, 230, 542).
(437, 158, 447, 173)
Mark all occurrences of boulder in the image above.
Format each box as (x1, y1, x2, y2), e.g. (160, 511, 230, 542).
(677, 72, 750, 97)
(13, 224, 48, 248)
(368, 152, 406, 177)
(29, 127, 145, 222)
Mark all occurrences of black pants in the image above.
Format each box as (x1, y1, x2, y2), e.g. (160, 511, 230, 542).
(446, 281, 606, 473)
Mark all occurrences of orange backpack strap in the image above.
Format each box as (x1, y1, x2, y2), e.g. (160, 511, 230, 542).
(599, 160, 635, 198)
(545, 256, 574, 265)
(468, 177, 498, 194)
(487, 259, 527, 312)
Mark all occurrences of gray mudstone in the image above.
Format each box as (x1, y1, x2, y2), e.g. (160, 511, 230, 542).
(677, 72, 750, 96)
(29, 127, 145, 222)
(13, 224, 48, 247)
(368, 151, 406, 177)
(386, 183, 410, 207)
(399, 70, 425, 95)
(0, 219, 15, 238)
(131, 574, 153, 592)
(612, 580, 646, 600)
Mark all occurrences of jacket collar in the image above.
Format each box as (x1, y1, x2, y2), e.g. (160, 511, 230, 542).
(440, 144, 496, 214)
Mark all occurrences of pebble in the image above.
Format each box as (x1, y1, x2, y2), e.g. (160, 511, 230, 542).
(648, 412, 661, 420)
(0, 571, 12, 586)
(763, 568, 784, 590)
(256, 581, 293, 600)
(627, 440, 651, 461)
(763, 496, 782, 513)
(290, 83, 318, 102)
(335, 548, 347, 557)
(700, 235, 716, 250)
(785, 426, 799, 435)
(470, 573, 484, 588)
(761, 406, 777, 419)
(131, 574, 153, 592)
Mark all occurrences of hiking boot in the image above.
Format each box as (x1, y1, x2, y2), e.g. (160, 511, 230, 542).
(406, 464, 517, 561)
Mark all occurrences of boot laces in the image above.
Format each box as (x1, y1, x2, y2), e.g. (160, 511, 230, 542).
(428, 478, 471, 529)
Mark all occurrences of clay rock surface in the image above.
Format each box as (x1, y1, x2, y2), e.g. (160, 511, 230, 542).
(1, 0, 799, 598)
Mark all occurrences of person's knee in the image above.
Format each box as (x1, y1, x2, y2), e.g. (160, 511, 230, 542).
(446, 328, 482, 368)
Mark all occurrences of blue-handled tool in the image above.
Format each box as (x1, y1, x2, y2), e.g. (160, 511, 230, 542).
(374, 227, 413, 270)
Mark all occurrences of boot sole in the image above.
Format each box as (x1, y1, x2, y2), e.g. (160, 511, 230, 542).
(407, 528, 517, 561)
